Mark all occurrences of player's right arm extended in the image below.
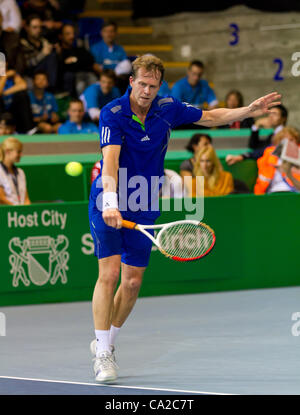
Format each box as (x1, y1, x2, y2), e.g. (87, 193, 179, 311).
(101, 145, 123, 229)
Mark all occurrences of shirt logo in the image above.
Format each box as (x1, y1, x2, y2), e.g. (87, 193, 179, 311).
(141, 135, 150, 142)
(101, 126, 111, 144)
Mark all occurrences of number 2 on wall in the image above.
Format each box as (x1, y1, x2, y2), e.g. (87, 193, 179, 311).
(273, 58, 284, 81)
(229, 23, 239, 46)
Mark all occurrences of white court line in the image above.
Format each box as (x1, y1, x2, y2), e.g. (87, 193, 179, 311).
(0, 375, 234, 395)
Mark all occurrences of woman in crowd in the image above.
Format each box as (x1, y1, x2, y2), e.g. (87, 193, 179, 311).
(185, 144, 234, 197)
(219, 89, 254, 129)
(0, 137, 31, 205)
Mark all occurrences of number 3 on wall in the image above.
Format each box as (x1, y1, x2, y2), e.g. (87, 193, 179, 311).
(229, 23, 239, 46)
(273, 58, 284, 81)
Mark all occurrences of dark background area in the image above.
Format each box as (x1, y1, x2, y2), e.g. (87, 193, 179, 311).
(132, 0, 300, 18)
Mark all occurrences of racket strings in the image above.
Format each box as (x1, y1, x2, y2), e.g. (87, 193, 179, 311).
(158, 223, 214, 260)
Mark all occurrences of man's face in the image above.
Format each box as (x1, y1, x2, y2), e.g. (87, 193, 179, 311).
(187, 65, 204, 87)
(61, 25, 75, 47)
(27, 18, 42, 39)
(268, 108, 285, 128)
(68, 102, 84, 123)
(129, 67, 161, 109)
(100, 75, 114, 95)
(33, 74, 48, 89)
(101, 25, 117, 45)
(0, 122, 14, 135)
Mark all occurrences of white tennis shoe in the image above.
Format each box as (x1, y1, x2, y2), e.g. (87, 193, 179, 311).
(90, 339, 116, 361)
(93, 351, 118, 382)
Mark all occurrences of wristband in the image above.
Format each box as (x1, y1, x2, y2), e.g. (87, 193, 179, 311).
(102, 192, 118, 211)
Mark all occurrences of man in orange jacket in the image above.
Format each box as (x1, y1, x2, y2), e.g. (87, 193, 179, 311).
(254, 127, 300, 194)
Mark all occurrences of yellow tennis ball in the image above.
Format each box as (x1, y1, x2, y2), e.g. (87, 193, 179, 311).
(65, 161, 83, 177)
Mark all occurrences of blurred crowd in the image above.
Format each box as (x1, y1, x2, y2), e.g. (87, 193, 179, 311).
(0, 0, 299, 204)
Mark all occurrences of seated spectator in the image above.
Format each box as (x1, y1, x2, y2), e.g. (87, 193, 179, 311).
(0, 65, 35, 133)
(186, 145, 233, 197)
(219, 90, 254, 129)
(28, 70, 61, 133)
(20, 0, 63, 43)
(91, 160, 101, 183)
(0, 136, 31, 205)
(226, 104, 288, 166)
(254, 127, 300, 195)
(58, 98, 98, 134)
(90, 20, 132, 94)
(180, 133, 212, 179)
(160, 169, 184, 198)
(0, 0, 22, 33)
(158, 80, 171, 96)
(20, 14, 58, 90)
(56, 23, 99, 96)
(171, 60, 218, 109)
(80, 69, 121, 123)
(0, 112, 17, 135)
(279, 161, 300, 192)
(0, 11, 26, 75)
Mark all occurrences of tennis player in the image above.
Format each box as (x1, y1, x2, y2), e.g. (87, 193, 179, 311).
(88, 54, 281, 382)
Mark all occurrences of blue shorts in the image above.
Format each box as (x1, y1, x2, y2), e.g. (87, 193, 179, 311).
(88, 196, 155, 268)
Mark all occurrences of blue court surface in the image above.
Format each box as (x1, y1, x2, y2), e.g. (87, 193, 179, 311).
(1, 287, 300, 395)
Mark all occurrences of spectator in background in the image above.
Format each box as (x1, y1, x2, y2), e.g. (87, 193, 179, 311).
(171, 60, 218, 110)
(0, 0, 22, 33)
(254, 127, 300, 195)
(80, 69, 121, 123)
(180, 133, 212, 179)
(20, 14, 58, 90)
(191, 145, 234, 197)
(56, 23, 100, 96)
(226, 104, 288, 166)
(0, 11, 26, 75)
(219, 90, 254, 129)
(160, 169, 184, 198)
(28, 70, 61, 133)
(90, 20, 132, 94)
(0, 65, 35, 133)
(0, 136, 31, 205)
(0, 112, 17, 135)
(20, 0, 63, 43)
(91, 160, 101, 183)
(58, 98, 98, 134)
(158, 80, 171, 96)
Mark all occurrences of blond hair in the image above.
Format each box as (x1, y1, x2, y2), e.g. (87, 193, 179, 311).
(272, 126, 300, 145)
(193, 145, 223, 190)
(0, 137, 23, 162)
(131, 54, 165, 82)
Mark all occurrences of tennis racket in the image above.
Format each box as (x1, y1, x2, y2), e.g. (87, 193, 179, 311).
(122, 219, 215, 262)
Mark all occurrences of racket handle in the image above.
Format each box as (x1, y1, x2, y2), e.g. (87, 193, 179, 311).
(122, 220, 137, 230)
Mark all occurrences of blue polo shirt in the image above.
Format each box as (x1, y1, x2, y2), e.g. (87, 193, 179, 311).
(58, 120, 98, 134)
(90, 40, 128, 69)
(90, 87, 203, 220)
(171, 77, 218, 108)
(28, 90, 58, 118)
(80, 83, 121, 111)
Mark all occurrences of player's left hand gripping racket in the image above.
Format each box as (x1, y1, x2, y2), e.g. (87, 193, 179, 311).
(122, 219, 215, 262)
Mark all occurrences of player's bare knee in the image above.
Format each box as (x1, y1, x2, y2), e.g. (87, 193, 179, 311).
(123, 276, 142, 293)
(98, 268, 120, 290)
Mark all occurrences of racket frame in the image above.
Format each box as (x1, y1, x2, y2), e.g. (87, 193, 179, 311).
(122, 219, 215, 261)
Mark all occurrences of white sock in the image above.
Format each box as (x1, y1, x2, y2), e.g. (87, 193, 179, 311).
(109, 325, 121, 347)
(95, 329, 110, 356)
